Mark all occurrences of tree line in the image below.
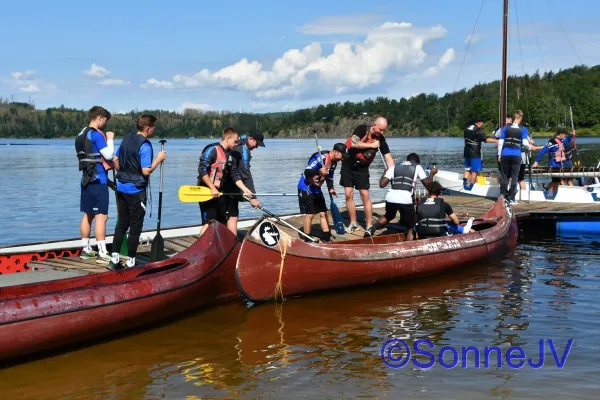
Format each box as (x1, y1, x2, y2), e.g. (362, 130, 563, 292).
(2, 64, 600, 139)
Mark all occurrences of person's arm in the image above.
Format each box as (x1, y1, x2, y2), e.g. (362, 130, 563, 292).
(563, 133, 574, 145)
(533, 144, 551, 165)
(380, 165, 394, 188)
(417, 165, 434, 186)
(349, 126, 378, 149)
(445, 203, 460, 225)
(198, 147, 220, 196)
(92, 130, 115, 160)
(325, 155, 337, 196)
(379, 138, 395, 167)
(113, 147, 121, 170)
(497, 127, 506, 157)
(141, 143, 165, 176)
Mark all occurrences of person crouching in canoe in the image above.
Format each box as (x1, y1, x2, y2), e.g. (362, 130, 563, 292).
(222, 131, 265, 237)
(297, 143, 348, 242)
(365, 153, 435, 240)
(108, 114, 166, 270)
(197, 127, 241, 235)
(416, 181, 473, 239)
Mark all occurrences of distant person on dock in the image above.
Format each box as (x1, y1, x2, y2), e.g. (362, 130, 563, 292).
(463, 117, 498, 189)
(107, 114, 166, 271)
(75, 106, 115, 263)
(416, 181, 473, 239)
(341, 117, 394, 234)
(297, 143, 347, 242)
(532, 127, 576, 194)
(197, 127, 241, 235)
(364, 153, 435, 240)
(498, 110, 531, 205)
(223, 131, 265, 236)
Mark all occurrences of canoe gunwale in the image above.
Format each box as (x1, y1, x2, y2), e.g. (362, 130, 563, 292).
(0, 221, 241, 326)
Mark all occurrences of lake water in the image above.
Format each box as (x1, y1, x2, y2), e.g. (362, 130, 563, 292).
(1, 137, 599, 246)
(0, 137, 599, 399)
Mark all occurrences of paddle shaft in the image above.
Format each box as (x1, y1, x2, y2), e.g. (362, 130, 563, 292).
(569, 104, 576, 148)
(157, 140, 166, 232)
(245, 196, 318, 242)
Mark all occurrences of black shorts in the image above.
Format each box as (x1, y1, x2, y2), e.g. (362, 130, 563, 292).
(298, 190, 327, 215)
(339, 165, 370, 190)
(80, 182, 109, 215)
(518, 164, 526, 181)
(199, 195, 238, 225)
(384, 202, 416, 228)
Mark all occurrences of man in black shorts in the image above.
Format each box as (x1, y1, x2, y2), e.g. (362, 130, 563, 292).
(341, 117, 394, 233)
(197, 127, 243, 235)
(364, 153, 436, 240)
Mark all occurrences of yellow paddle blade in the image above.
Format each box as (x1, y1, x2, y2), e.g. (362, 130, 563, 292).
(178, 185, 221, 202)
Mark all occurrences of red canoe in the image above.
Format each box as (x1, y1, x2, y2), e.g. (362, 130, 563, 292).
(0, 221, 240, 364)
(235, 196, 518, 302)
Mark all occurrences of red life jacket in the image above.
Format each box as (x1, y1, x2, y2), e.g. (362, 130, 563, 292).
(209, 145, 227, 189)
(345, 131, 377, 166)
(554, 138, 566, 163)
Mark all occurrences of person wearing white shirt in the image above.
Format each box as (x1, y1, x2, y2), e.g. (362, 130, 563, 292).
(364, 153, 436, 240)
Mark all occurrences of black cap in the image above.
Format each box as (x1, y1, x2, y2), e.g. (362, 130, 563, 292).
(332, 143, 347, 154)
(474, 117, 485, 123)
(248, 131, 265, 147)
(556, 127, 569, 135)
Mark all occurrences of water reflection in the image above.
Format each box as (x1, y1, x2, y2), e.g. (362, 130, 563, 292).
(0, 234, 599, 399)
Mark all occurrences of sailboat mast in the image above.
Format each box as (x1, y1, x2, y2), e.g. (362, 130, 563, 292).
(501, 0, 509, 128)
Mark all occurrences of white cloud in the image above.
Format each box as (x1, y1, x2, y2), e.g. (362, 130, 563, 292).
(299, 14, 384, 35)
(421, 48, 456, 77)
(10, 70, 45, 93)
(465, 34, 480, 44)
(143, 20, 453, 101)
(83, 63, 110, 78)
(178, 102, 212, 113)
(99, 78, 130, 86)
(251, 102, 272, 110)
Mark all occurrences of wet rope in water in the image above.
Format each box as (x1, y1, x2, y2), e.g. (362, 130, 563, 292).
(273, 231, 288, 302)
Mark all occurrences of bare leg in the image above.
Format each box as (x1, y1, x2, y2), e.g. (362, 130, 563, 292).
(470, 171, 478, 184)
(519, 180, 526, 190)
(80, 213, 94, 238)
(406, 228, 415, 241)
(94, 213, 108, 241)
(567, 179, 574, 186)
(319, 212, 329, 232)
(463, 170, 470, 180)
(303, 214, 314, 234)
(359, 189, 372, 226)
(227, 216, 238, 237)
(199, 224, 209, 236)
(345, 187, 357, 224)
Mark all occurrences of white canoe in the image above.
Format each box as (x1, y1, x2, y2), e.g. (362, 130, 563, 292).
(433, 169, 600, 203)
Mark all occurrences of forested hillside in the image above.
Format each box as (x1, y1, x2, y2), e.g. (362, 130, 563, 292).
(2, 64, 599, 138)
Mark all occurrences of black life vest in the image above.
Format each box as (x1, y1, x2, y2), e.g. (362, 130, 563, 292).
(464, 125, 482, 156)
(417, 197, 447, 235)
(391, 161, 417, 192)
(503, 123, 523, 150)
(75, 127, 112, 187)
(116, 132, 153, 186)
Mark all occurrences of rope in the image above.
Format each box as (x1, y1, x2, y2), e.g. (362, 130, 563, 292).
(545, 0, 583, 65)
(526, 0, 546, 68)
(514, 0, 531, 122)
(273, 230, 288, 302)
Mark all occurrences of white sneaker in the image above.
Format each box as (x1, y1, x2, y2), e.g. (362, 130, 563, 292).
(345, 223, 360, 233)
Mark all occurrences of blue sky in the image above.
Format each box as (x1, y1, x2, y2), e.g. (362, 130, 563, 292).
(2, 0, 600, 114)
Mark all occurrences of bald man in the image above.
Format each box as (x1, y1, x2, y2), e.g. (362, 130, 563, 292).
(341, 117, 394, 233)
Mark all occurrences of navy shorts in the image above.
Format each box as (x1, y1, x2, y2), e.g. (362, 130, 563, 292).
(80, 182, 109, 215)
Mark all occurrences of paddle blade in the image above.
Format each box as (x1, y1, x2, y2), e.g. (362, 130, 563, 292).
(571, 150, 582, 168)
(150, 233, 165, 262)
(179, 185, 216, 202)
(330, 199, 345, 235)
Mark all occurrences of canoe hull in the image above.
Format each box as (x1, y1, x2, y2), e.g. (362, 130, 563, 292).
(235, 197, 517, 302)
(0, 221, 240, 364)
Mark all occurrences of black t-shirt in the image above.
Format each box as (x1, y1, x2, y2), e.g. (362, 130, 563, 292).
(345, 124, 391, 170)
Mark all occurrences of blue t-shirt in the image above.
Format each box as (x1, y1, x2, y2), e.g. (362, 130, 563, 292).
(116, 142, 153, 194)
(88, 129, 108, 184)
(297, 153, 335, 195)
(500, 124, 529, 157)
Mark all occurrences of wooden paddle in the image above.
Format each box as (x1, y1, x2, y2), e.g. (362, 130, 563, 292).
(178, 185, 294, 202)
(150, 139, 166, 262)
(314, 133, 345, 235)
(111, 169, 128, 256)
(569, 104, 582, 168)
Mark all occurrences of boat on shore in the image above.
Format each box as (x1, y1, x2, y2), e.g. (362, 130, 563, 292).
(235, 196, 517, 302)
(0, 221, 240, 365)
(434, 167, 600, 203)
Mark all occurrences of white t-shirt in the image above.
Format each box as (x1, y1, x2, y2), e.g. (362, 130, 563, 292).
(384, 164, 427, 204)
